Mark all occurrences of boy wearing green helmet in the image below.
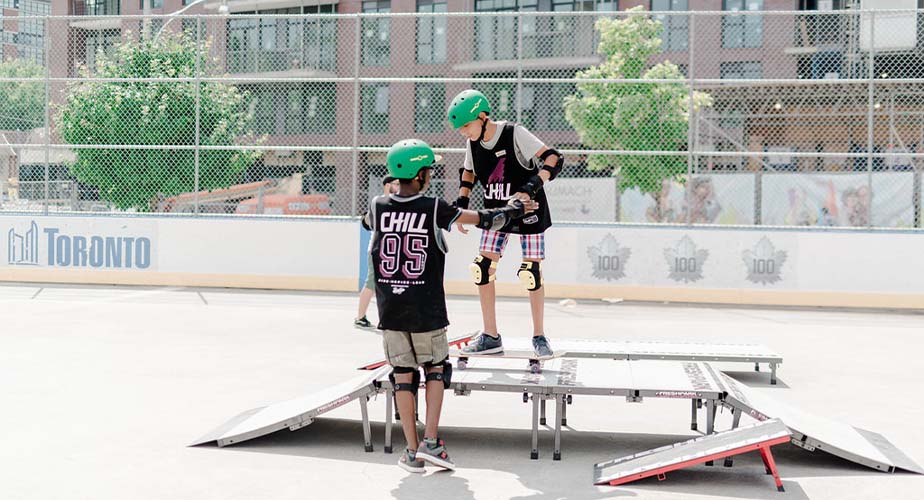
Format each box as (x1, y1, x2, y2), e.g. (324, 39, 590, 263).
(447, 89, 564, 359)
(362, 139, 536, 473)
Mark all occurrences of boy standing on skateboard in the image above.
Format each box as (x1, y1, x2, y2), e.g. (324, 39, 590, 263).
(446, 89, 564, 359)
(363, 139, 534, 472)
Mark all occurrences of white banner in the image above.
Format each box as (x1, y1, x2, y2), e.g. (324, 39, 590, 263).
(544, 177, 617, 222)
(620, 174, 756, 225)
(761, 173, 914, 228)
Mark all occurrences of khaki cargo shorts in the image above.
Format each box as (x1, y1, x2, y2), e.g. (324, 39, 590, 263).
(382, 327, 449, 369)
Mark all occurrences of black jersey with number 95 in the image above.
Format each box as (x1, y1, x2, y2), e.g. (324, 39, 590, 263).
(367, 194, 461, 333)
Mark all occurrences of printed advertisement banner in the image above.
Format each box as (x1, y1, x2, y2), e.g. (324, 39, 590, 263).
(761, 172, 915, 228)
(620, 174, 756, 225)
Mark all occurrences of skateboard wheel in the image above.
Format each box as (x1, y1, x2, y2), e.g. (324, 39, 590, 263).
(458, 359, 468, 370)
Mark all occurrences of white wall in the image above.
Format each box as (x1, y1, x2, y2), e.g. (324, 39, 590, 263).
(1, 214, 921, 308)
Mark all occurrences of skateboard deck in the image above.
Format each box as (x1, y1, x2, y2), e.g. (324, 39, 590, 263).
(449, 348, 565, 373)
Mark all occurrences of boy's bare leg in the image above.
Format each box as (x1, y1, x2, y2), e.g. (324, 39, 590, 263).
(527, 259, 545, 336)
(394, 372, 419, 453)
(478, 251, 502, 336)
(357, 287, 374, 319)
(423, 365, 444, 440)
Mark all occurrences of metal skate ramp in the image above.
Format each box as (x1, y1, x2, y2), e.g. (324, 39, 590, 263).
(594, 419, 792, 491)
(360, 337, 783, 384)
(503, 337, 783, 384)
(719, 373, 923, 474)
(190, 365, 390, 450)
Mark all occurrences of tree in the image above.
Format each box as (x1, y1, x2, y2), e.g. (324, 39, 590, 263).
(0, 60, 45, 131)
(564, 7, 712, 198)
(56, 33, 259, 211)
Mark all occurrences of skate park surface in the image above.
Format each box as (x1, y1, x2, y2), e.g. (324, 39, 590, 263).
(1, 282, 922, 500)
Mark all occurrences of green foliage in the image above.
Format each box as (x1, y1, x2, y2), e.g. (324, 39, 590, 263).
(56, 33, 259, 211)
(564, 7, 712, 194)
(0, 60, 45, 131)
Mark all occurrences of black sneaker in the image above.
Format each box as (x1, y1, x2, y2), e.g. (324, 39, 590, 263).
(532, 335, 553, 357)
(461, 332, 503, 355)
(354, 316, 374, 330)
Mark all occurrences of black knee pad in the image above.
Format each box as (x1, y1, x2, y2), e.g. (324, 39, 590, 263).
(470, 255, 497, 286)
(518, 261, 543, 291)
(389, 368, 421, 394)
(424, 360, 452, 389)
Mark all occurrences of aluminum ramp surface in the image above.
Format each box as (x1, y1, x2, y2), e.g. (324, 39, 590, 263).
(359, 337, 783, 383)
(191, 365, 390, 448)
(593, 419, 792, 491)
(719, 373, 924, 474)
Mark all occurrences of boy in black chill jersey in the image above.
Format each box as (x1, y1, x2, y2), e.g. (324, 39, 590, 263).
(362, 139, 535, 473)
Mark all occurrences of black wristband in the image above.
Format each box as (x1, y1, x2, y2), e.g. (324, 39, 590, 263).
(460, 180, 475, 190)
(518, 174, 544, 198)
(454, 196, 470, 210)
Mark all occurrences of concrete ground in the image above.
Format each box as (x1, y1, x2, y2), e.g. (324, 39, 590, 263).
(1, 283, 922, 500)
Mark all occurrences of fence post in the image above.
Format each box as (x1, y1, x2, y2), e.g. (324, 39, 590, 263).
(516, 11, 524, 124)
(43, 15, 51, 215)
(350, 16, 361, 217)
(866, 9, 875, 228)
(194, 15, 202, 215)
(685, 12, 696, 225)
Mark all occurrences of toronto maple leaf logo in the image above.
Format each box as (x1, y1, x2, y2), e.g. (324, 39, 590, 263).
(664, 236, 708, 283)
(742, 237, 787, 285)
(587, 234, 631, 281)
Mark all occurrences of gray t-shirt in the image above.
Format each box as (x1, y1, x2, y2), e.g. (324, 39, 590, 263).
(463, 121, 546, 172)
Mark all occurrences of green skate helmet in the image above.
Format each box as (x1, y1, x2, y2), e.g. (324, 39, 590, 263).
(447, 89, 491, 129)
(386, 139, 442, 180)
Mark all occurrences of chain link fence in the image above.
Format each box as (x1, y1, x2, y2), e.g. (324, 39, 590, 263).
(0, 9, 922, 228)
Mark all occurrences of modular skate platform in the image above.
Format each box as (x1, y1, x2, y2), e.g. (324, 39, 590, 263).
(193, 357, 920, 475)
(380, 357, 728, 460)
(359, 337, 784, 384)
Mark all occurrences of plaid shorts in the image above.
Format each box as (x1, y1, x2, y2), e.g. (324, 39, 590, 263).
(479, 230, 545, 260)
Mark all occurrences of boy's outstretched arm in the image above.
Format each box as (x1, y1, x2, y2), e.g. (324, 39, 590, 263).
(455, 199, 538, 231)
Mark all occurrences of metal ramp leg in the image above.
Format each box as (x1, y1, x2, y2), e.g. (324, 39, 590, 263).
(770, 363, 778, 385)
(540, 398, 547, 425)
(705, 399, 716, 466)
(724, 408, 743, 467)
(691, 399, 699, 431)
(360, 395, 373, 453)
(531, 394, 540, 460)
(561, 395, 568, 426)
(554, 395, 563, 461)
(759, 444, 786, 492)
(384, 387, 394, 454)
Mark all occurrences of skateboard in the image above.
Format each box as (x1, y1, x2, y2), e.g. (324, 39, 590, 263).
(449, 348, 565, 374)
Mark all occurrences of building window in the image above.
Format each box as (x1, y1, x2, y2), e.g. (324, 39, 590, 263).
(362, 1, 390, 67)
(652, 0, 688, 52)
(720, 61, 762, 79)
(83, 28, 121, 72)
(139, 0, 163, 8)
(227, 6, 336, 75)
(723, 0, 763, 49)
(417, 0, 447, 64)
(361, 83, 390, 134)
(474, 0, 532, 61)
(415, 82, 445, 133)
